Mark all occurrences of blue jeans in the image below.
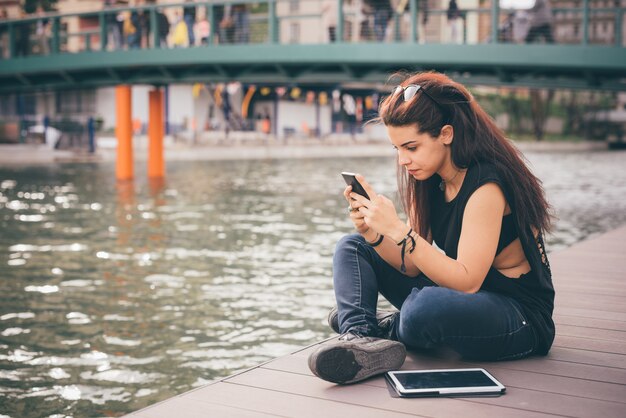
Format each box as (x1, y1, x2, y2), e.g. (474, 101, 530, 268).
(373, 9, 390, 42)
(184, 15, 195, 46)
(233, 10, 250, 44)
(333, 234, 536, 361)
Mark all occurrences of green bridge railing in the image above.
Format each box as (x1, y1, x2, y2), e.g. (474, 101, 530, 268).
(0, 0, 623, 59)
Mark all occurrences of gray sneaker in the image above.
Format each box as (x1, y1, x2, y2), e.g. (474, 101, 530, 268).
(327, 307, 398, 338)
(308, 331, 406, 384)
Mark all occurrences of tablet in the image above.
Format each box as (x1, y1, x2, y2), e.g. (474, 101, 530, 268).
(386, 368, 506, 397)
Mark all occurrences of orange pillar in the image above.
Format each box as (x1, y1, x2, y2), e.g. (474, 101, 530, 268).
(148, 89, 165, 178)
(116, 85, 133, 181)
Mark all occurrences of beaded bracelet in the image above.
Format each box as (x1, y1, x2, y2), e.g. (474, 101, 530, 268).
(366, 233, 385, 247)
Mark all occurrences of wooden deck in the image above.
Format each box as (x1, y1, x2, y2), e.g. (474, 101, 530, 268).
(127, 225, 626, 418)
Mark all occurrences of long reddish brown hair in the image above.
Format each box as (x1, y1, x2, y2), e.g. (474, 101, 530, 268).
(376, 71, 552, 241)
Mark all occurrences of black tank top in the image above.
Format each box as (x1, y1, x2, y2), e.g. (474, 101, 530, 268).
(429, 161, 555, 355)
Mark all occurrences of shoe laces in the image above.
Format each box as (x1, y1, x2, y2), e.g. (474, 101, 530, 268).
(338, 330, 365, 341)
(377, 312, 398, 339)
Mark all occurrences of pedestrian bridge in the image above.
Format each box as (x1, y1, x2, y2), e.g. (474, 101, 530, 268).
(0, 0, 624, 93)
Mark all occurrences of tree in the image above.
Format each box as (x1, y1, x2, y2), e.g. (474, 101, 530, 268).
(529, 89, 555, 141)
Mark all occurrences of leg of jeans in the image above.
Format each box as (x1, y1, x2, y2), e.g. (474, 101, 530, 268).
(525, 26, 539, 43)
(185, 16, 195, 45)
(333, 234, 433, 336)
(396, 286, 536, 360)
(543, 24, 554, 43)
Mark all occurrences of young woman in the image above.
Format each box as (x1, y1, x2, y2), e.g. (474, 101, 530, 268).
(308, 71, 555, 385)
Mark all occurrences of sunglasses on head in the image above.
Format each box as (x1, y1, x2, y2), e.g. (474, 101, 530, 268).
(393, 84, 441, 106)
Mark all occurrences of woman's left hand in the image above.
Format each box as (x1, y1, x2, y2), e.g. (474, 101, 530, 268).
(351, 175, 407, 240)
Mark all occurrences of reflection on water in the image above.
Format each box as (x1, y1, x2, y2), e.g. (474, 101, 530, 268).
(1, 151, 625, 417)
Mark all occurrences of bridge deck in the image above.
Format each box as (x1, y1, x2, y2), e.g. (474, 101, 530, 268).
(127, 224, 626, 417)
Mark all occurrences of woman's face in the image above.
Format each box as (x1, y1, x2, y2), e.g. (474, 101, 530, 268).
(386, 124, 451, 181)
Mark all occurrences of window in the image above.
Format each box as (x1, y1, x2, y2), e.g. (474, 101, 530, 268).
(55, 90, 95, 114)
(289, 22, 300, 44)
(0, 94, 16, 117)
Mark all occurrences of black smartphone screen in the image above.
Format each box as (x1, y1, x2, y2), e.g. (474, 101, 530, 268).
(341, 172, 370, 199)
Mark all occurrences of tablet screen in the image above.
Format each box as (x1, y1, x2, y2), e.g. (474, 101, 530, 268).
(386, 368, 505, 396)
(394, 370, 498, 390)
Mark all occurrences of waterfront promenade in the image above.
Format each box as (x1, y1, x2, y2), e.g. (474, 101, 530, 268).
(0, 136, 610, 165)
(125, 224, 626, 417)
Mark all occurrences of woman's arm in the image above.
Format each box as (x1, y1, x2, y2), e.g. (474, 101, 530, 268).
(348, 175, 430, 277)
(356, 181, 505, 293)
(401, 183, 505, 292)
(363, 220, 429, 277)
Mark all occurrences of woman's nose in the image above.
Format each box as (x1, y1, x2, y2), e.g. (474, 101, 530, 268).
(398, 154, 410, 166)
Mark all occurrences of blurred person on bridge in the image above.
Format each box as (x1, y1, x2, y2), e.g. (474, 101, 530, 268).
(156, 8, 171, 48)
(123, 9, 142, 49)
(232, 4, 250, 44)
(218, 4, 234, 44)
(104, 0, 122, 50)
(394, 0, 428, 42)
(197, 15, 210, 45)
(34, 5, 50, 55)
(367, 0, 392, 42)
(14, 8, 30, 57)
(172, 11, 189, 47)
(446, 0, 461, 44)
(321, 0, 339, 42)
(525, 0, 554, 43)
(183, 0, 196, 46)
(0, 8, 7, 58)
(213, 4, 226, 44)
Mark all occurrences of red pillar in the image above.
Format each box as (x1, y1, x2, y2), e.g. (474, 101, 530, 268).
(148, 88, 165, 178)
(116, 85, 133, 181)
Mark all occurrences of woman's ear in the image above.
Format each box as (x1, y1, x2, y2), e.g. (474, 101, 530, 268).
(440, 124, 454, 145)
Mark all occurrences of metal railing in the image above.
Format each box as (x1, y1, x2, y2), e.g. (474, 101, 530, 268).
(0, 0, 623, 59)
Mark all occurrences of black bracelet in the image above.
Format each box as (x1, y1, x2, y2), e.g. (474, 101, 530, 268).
(366, 233, 385, 247)
(397, 228, 417, 273)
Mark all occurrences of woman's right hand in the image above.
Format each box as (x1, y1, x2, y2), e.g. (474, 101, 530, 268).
(344, 185, 370, 235)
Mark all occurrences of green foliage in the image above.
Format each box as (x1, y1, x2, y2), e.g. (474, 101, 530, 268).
(251, 3, 269, 13)
(471, 87, 616, 140)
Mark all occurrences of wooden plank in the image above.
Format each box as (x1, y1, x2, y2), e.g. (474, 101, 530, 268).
(126, 396, 281, 417)
(461, 384, 626, 417)
(552, 265, 625, 277)
(225, 367, 554, 418)
(186, 381, 423, 418)
(552, 285, 626, 298)
(546, 346, 626, 369)
(553, 335, 626, 355)
(553, 275, 625, 285)
(485, 358, 626, 385)
(554, 306, 626, 322)
(556, 291, 626, 306)
(555, 288, 626, 301)
(553, 297, 626, 313)
(555, 324, 626, 342)
(291, 340, 626, 371)
(228, 367, 626, 418)
(446, 367, 626, 404)
(264, 350, 626, 386)
(554, 314, 626, 332)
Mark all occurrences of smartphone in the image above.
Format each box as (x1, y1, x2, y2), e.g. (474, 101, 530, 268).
(341, 172, 370, 199)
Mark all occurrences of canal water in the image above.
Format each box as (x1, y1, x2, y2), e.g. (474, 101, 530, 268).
(1, 150, 625, 417)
